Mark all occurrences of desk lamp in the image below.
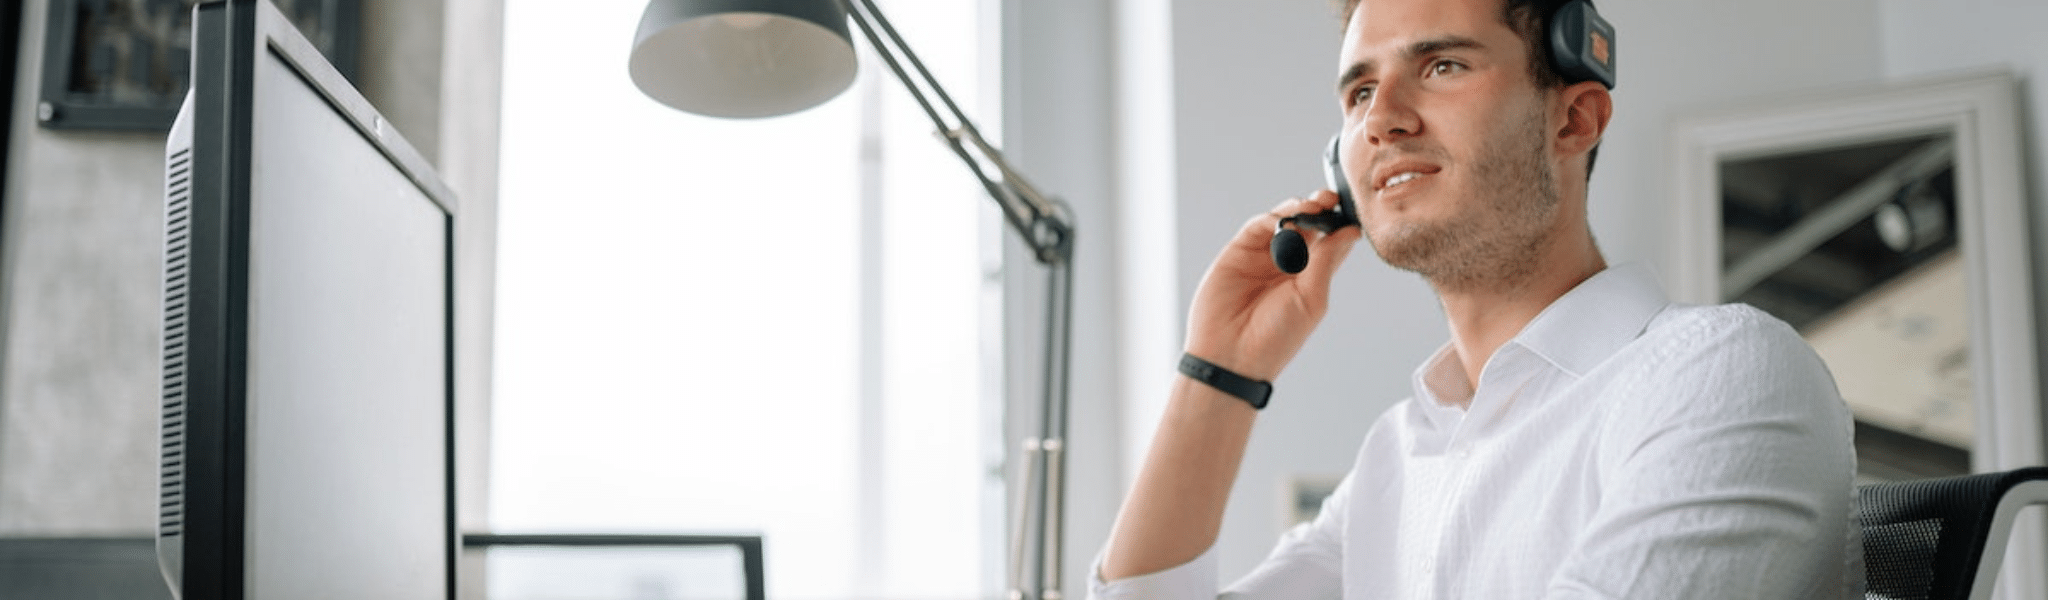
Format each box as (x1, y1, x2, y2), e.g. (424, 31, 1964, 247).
(627, 1, 1076, 598)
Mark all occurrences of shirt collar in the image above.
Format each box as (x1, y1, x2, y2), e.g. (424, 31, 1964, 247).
(1510, 263, 1671, 378)
(1409, 263, 1671, 413)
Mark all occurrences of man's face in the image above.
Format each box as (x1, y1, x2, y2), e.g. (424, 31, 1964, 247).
(1336, 0, 1565, 289)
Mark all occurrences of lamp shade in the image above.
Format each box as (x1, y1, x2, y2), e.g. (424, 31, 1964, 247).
(629, 0, 859, 118)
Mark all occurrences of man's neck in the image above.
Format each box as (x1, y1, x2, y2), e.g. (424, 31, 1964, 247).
(1434, 235, 1607, 402)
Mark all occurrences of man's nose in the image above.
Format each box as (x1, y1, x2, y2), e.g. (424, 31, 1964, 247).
(1362, 80, 1422, 146)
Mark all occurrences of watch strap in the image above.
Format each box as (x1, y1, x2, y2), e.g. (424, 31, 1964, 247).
(1178, 353, 1272, 410)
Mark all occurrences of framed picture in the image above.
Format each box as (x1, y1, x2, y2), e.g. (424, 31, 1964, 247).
(36, 0, 358, 130)
(1286, 474, 1342, 528)
(1672, 69, 2042, 599)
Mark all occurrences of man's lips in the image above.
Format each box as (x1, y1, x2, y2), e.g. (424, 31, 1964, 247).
(1372, 162, 1443, 192)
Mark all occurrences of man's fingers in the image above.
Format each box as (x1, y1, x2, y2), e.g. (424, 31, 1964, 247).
(1220, 191, 1355, 277)
(1301, 223, 1364, 283)
(1303, 189, 1344, 211)
(1245, 192, 1345, 241)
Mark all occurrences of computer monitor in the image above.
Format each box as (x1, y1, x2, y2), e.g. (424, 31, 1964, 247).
(158, 0, 458, 598)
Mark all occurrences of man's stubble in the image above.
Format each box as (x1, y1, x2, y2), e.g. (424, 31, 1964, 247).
(1366, 103, 1562, 295)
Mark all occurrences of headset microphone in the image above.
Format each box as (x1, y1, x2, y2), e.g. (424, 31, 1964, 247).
(1271, 135, 1359, 274)
(1271, 211, 1354, 274)
(1270, 227, 1309, 274)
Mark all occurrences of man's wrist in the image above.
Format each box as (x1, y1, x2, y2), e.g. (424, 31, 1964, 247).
(1178, 353, 1273, 410)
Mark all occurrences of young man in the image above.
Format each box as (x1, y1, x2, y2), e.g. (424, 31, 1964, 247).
(1089, 0, 1859, 597)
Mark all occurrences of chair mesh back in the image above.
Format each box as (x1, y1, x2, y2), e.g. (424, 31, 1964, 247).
(1862, 517, 1951, 599)
(1858, 467, 2048, 600)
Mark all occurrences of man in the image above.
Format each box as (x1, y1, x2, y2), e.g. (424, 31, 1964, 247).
(1088, 0, 1858, 598)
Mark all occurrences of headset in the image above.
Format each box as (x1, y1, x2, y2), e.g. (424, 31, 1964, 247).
(1270, 0, 1616, 274)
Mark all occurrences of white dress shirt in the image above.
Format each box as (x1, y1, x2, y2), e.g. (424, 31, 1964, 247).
(1091, 264, 1861, 599)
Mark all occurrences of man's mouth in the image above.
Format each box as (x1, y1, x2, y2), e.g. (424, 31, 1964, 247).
(1369, 158, 1444, 193)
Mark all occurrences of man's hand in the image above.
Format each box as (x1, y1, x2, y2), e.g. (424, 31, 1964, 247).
(1098, 190, 1363, 583)
(1184, 190, 1364, 381)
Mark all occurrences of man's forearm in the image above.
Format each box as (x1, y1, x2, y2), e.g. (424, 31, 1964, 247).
(1098, 374, 1261, 581)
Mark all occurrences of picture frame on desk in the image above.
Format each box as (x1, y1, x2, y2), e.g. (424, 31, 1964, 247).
(37, 0, 358, 130)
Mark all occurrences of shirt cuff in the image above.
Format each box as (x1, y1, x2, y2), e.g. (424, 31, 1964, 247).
(1087, 545, 1220, 600)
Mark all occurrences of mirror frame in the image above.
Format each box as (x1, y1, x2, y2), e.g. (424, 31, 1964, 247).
(1672, 69, 2042, 598)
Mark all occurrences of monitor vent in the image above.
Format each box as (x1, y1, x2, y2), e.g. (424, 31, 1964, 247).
(160, 146, 191, 539)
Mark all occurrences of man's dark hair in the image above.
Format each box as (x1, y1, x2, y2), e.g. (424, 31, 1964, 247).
(1336, 0, 1600, 178)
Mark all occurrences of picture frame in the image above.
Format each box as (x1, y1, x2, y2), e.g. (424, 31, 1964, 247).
(36, 0, 358, 130)
(1671, 69, 2043, 599)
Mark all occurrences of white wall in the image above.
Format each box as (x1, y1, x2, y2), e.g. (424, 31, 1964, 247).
(1066, 0, 1897, 585)
(1000, 1, 1123, 598)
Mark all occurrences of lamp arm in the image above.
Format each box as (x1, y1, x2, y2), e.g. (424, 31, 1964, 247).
(845, 3, 1076, 599)
(843, 0, 1072, 266)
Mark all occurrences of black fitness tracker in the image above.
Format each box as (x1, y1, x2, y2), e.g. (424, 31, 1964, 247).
(1179, 353, 1273, 410)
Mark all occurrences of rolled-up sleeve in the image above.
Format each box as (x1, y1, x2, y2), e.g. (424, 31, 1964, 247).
(1088, 545, 1220, 600)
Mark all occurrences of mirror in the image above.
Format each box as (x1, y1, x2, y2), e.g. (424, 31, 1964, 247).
(1673, 69, 2043, 597)
(1720, 133, 1971, 479)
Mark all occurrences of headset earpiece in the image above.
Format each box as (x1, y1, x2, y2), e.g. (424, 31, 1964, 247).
(1548, 0, 1616, 89)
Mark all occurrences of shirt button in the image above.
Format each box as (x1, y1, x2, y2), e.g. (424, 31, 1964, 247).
(1452, 447, 1472, 460)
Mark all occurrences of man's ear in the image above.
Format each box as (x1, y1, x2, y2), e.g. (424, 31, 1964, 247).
(1554, 81, 1612, 157)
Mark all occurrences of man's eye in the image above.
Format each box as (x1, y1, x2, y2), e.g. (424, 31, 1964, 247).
(1429, 60, 1465, 76)
(1351, 85, 1374, 106)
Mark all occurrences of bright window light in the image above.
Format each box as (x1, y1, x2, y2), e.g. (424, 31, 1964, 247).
(492, 2, 998, 599)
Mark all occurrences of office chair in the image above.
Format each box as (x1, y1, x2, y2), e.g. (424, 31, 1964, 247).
(1859, 466, 2048, 600)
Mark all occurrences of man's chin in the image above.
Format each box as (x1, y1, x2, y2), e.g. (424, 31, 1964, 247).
(1363, 223, 1455, 274)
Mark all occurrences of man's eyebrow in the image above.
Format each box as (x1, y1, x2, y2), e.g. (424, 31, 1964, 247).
(1335, 35, 1488, 95)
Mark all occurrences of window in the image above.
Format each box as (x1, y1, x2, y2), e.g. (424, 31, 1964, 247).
(493, 1, 1001, 598)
